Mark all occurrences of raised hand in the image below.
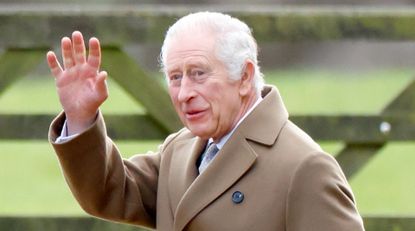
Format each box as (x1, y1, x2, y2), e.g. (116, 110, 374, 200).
(46, 31, 108, 135)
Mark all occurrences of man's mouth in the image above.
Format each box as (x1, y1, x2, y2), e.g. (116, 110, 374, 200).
(185, 109, 206, 120)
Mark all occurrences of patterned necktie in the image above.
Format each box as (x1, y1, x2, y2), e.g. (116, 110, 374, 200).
(198, 142, 219, 174)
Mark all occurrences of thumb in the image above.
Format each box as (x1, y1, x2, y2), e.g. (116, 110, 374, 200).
(96, 71, 109, 100)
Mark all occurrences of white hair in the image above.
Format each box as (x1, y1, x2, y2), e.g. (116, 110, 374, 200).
(159, 11, 264, 96)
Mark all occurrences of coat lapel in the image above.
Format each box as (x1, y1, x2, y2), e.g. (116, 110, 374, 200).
(173, 131, 257, 231)
(168, 136, 206, 215)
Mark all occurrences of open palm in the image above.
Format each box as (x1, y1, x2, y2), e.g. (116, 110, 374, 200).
(46, 31, 108, 134)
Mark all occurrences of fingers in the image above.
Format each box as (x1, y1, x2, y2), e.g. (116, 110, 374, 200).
(53, 31, 102, 73)
(46, 51, 63, 77)
(87, 37, 101, 70)
(61, 37, 75, 69)
(72, 31, 86, 65)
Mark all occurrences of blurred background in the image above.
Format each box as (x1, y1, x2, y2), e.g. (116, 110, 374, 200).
(1, 0, 415, 230)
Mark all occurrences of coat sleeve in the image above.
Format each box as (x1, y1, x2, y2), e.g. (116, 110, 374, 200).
(48, 111, 172, 228)
(286, 152, 365, 231)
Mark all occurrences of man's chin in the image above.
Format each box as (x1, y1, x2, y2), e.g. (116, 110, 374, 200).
(186, 125, 211, 139)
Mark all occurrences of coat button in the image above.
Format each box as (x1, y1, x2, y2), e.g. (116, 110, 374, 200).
(232, 191, 244, 204)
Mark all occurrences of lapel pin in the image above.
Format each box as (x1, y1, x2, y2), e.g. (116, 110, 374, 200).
(232, 191, 244, 204)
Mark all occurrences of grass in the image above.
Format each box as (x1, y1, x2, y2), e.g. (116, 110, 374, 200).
(0, 140, 161, 215)
(0, 68, 414, 216)
(265, 68, 414, 114)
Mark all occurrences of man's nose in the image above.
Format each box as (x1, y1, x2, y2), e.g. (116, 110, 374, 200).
(177, 76, 196, 102)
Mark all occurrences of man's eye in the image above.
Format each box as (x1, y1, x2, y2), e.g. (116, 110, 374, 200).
(191, 70, 204, 77)
(190, 69, 206, 81)
(195, 70, 204, 76)
(169, 74, 182, 81)
(168, 74, 182, 86)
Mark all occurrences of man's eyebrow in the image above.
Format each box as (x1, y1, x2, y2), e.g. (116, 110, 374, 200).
(167, 57, 210, 72)
(166, 65, 181, 74)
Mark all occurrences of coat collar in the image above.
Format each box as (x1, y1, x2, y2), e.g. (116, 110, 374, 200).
(239, 85, 289, 146)
(168, 85, 288, 231)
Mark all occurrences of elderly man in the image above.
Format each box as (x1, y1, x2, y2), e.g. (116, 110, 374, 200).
(47, 12, 365, 231)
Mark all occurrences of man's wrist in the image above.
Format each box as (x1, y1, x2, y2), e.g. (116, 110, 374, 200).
(66, 111, 98, 136)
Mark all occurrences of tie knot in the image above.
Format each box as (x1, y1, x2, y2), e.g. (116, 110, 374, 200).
(198, 142, 219, 174)
(206, 142, 219, 156)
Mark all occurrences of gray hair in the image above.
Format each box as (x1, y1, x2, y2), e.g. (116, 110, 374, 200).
(159, 12, 264, 96)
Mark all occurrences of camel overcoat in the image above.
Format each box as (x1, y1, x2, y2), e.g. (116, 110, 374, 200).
(49, 86, 365, 231)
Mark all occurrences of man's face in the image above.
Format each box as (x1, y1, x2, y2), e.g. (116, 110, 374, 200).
(166, 32, 245, 141)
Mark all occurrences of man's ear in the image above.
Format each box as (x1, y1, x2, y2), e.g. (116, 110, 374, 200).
(239, 60, 255, 97)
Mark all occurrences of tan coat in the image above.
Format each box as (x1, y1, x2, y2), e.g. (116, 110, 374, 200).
(49, 86, 365, 231)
